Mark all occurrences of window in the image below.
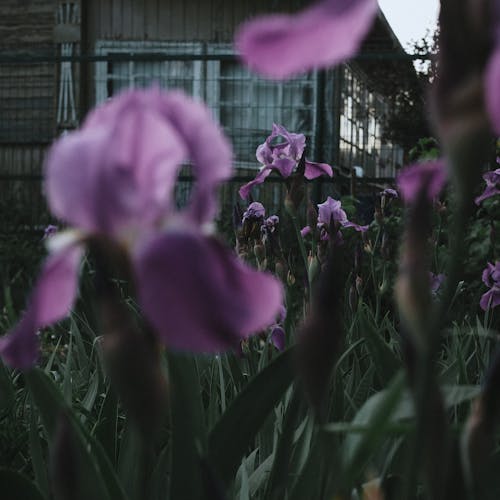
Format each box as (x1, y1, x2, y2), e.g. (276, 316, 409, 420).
(95, 42, 317, 167)
(338, 65, 400, 178)
(94, 41, 204, 104)
(206, 45, 317, 165)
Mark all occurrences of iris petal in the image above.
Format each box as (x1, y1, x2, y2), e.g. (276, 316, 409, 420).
(0, 244, 83, 369)
(235, 0, 378, 79)
(134, 232, 283, 352)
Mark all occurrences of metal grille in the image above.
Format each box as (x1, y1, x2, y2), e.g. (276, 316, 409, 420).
(0, 45, 420, 234)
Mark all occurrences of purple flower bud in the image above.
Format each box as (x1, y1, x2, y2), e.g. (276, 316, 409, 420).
(379, 188, 399, 199)
(270, 326, 286, 351)
(242, 201, 266, 222)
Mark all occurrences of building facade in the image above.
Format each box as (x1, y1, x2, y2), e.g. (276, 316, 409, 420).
(0, 0, 412, 230)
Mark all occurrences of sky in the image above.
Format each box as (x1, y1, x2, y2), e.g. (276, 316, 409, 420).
(378, 0, 440, 50)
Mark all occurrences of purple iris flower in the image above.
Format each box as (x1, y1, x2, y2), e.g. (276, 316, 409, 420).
(235, 0, 378, 79)
(301, 196, 368, 241)
(239, 124, 333, 199)
(397, 160, 448, 204)
(0, 88, 283, 369)
(242, 202, 266, 222)
(480, 261, 500, 311)
(475, 164, 500, 205)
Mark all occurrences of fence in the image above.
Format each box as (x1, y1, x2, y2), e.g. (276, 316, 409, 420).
(0, 45, 420, 235)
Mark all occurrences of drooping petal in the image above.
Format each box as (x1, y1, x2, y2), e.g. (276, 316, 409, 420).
(235, 0, 378, 79)
(485, 48, 500, 135)
(239, 167, 273, 199)
(475, 168, 500, 204)
(341, 221, 369, 232)
(134, 232, 283, 352)
(480, 288, 500, 311)
(0, 244, 83, 369)
(304, 160, 333, 179)
(46, 90, 188, 236)
(397, 160, 448, 204)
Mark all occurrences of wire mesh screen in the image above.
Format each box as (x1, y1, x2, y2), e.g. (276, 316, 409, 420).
(0, 45, 408, 234)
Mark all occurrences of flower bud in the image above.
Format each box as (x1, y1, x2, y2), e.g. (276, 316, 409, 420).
(253, 242, 266, 261)
(275, 260, 287, 281)
(287, 271, 296, 286)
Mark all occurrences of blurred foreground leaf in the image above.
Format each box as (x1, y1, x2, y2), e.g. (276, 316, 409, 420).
(26, 369, 127, 500)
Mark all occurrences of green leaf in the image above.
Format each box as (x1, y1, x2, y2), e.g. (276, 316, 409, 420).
(208, 348, 295, 485)
(168, 353, 206, 500)
(26, 369, 126, 500)
(0, 361, 14, 413)
(341, 371, 406, 484)
(358, 305, 399, 385)
(29, 409, 50, 496)
(0, 468, 46, 500)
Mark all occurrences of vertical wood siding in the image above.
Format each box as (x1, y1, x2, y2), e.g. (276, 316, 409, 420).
(88, 0, 305, 42)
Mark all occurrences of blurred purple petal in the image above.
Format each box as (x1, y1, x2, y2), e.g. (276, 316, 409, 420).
(47, 89, 232, 234)
(485, 48, 500, 135)
(235, 0, 378, 79)
(305, 160, 333, 179)
(397, 160, 447, 204)
(134, 232, 283, 352)
(270, 326, 286, 351)
(0, 244, 83, 369)
(46, 90, 188, 236)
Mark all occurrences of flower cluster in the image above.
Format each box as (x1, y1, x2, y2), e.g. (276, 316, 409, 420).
(239, 124, 333, 199)
(0, 89, 283, 369)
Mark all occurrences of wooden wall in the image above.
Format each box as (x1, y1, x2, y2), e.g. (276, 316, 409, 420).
(0, 0, 58, 144)
(87, 0, 306, 42)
